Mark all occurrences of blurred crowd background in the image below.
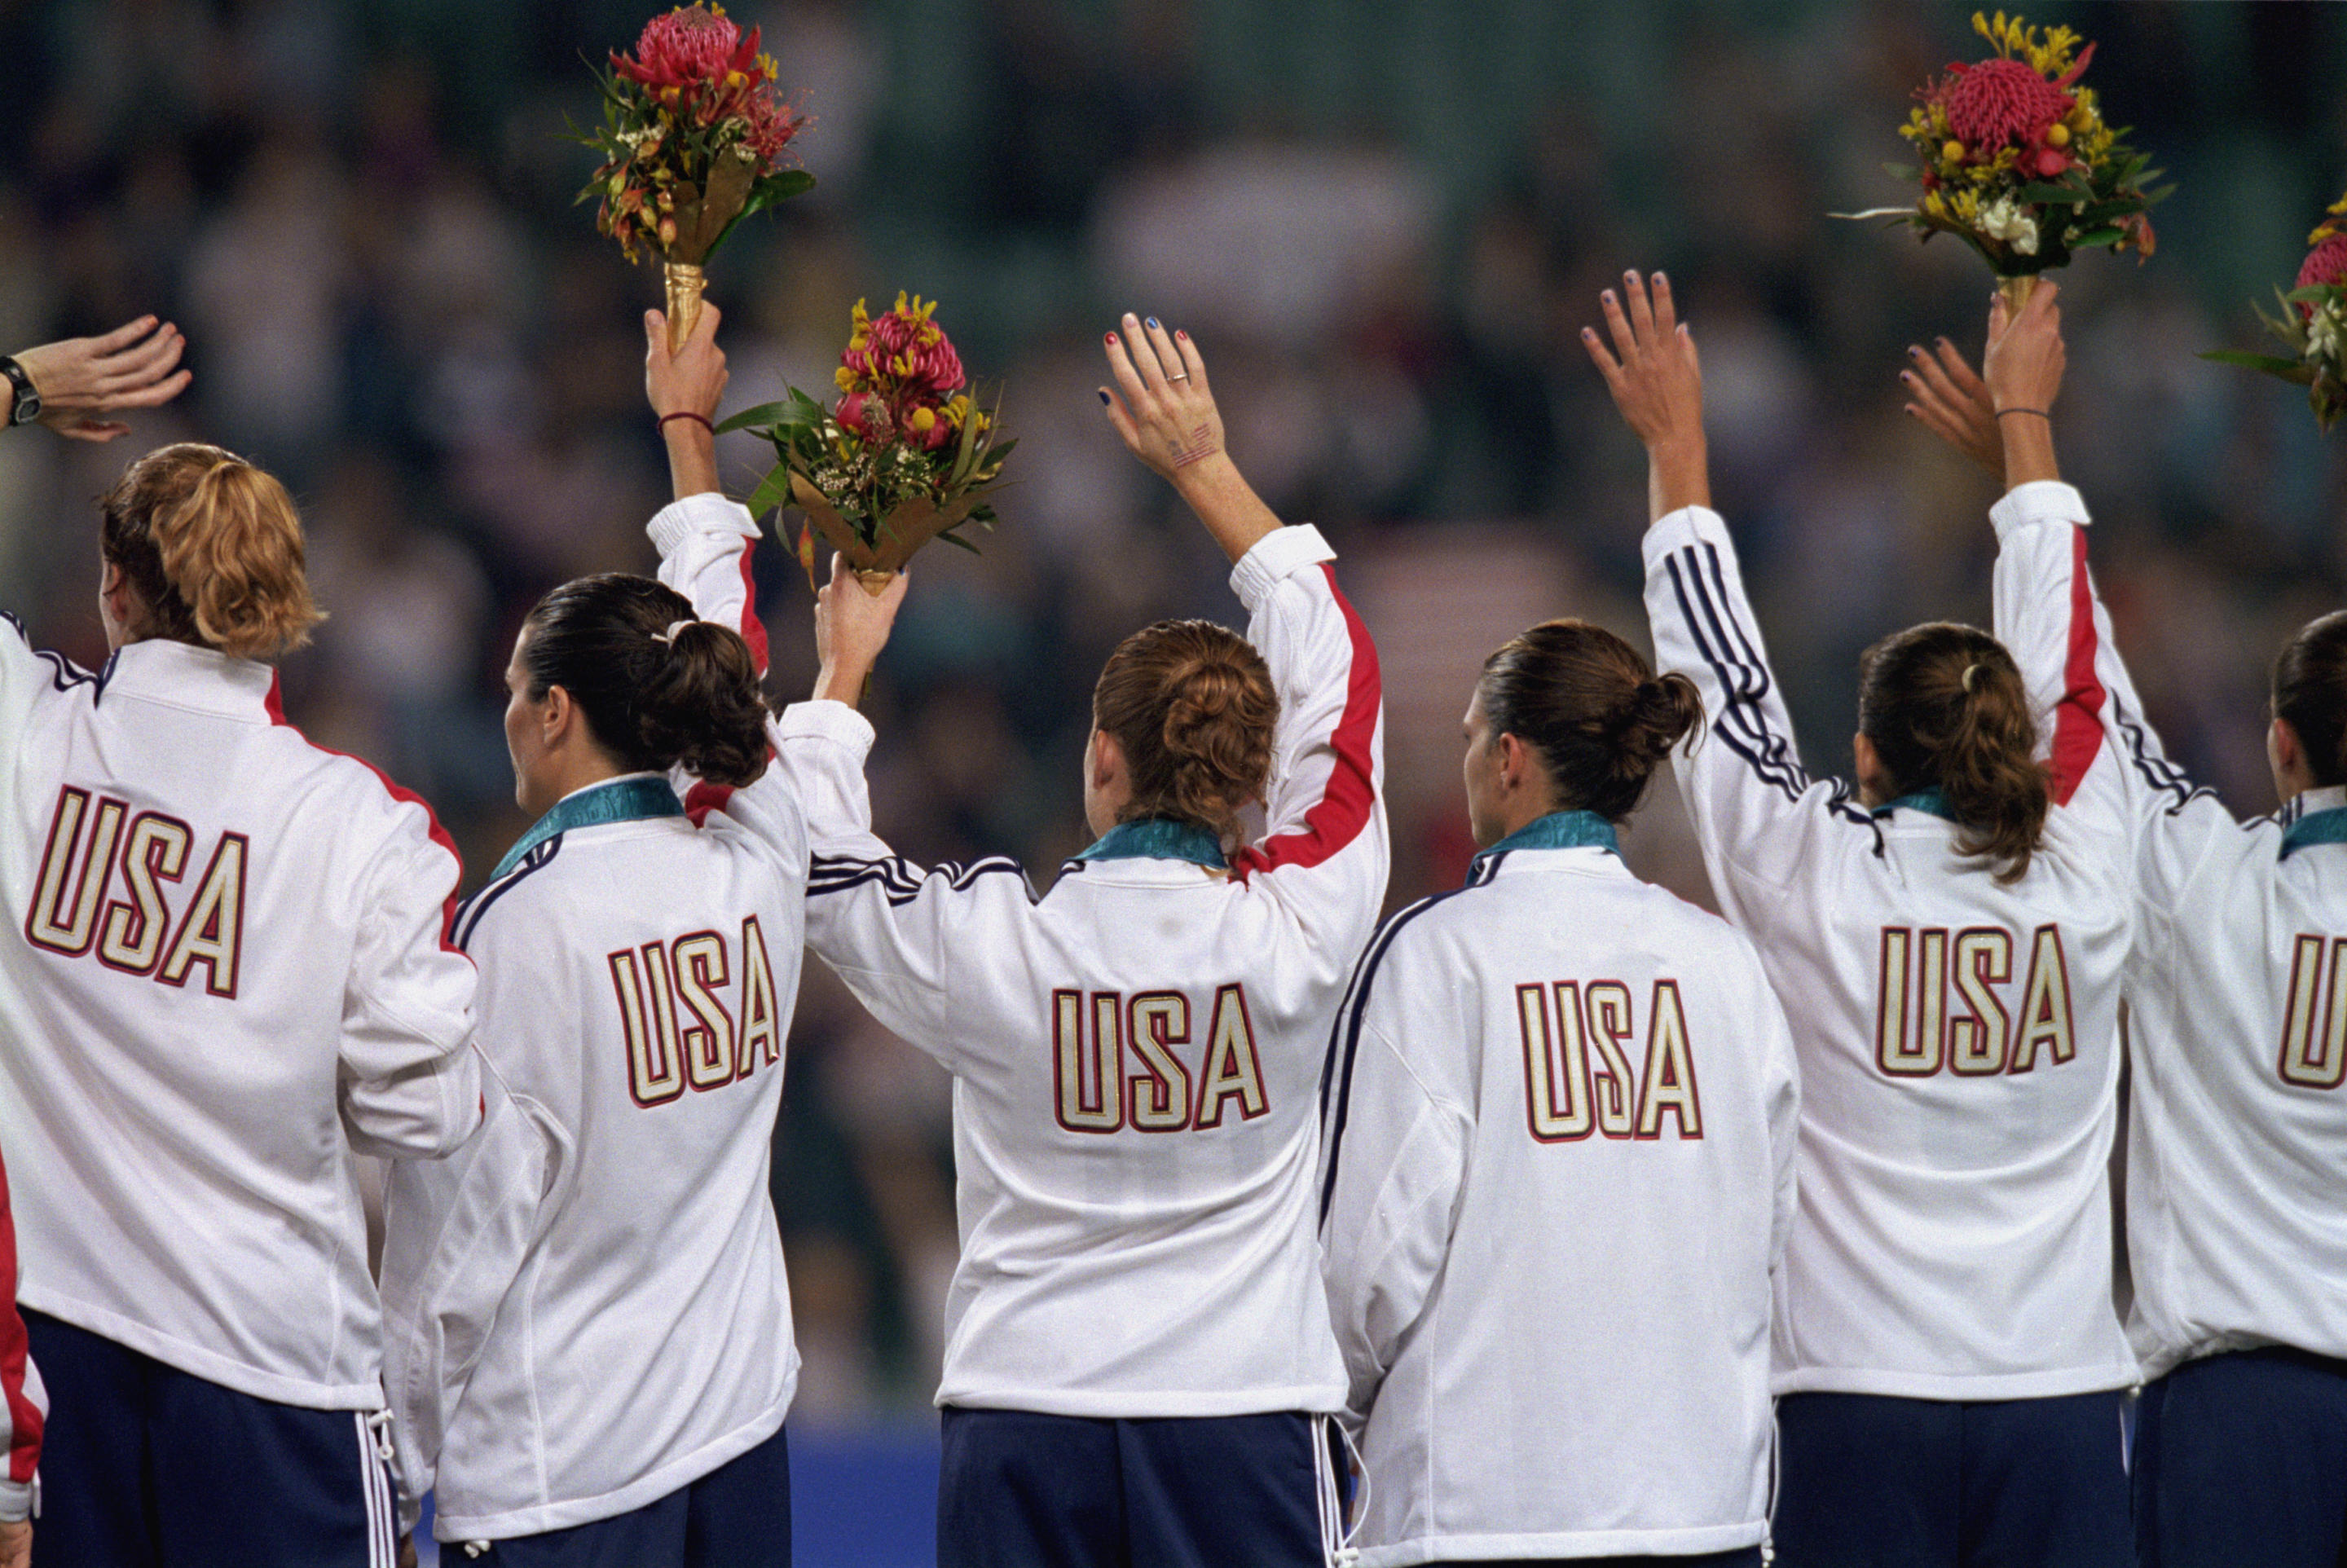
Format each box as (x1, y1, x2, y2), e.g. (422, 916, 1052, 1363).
(2, 0, 2342, 1461)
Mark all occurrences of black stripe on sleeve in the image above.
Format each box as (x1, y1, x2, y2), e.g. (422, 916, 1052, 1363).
(2107, 688, 2212, 817)
(808, 852, 1037, 908)
(1317, 857, 1499, 1227)
(452, 836, 563, 952)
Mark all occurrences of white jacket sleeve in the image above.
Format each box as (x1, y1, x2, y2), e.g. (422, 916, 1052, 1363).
(1642, 506, 1878, 914)
(649, 492, 769, 676)
(1226, 526, 1389, 993)
(1749, 954, 1802, 1271)
(1315, 923, 1469, 1429)
(1988, 480, 2235, 921)
(377, 1059, 566, 1533)
(768, 700, 1040, 1069)
(339, 806, 482, 1160)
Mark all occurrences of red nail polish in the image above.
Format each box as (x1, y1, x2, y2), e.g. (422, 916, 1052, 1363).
(1105, 332, 1117, 345)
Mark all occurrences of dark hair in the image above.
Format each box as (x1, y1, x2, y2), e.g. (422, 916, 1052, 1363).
(521, 574, 768, 788)
(1477, 619, 1703, 823)
(2274, 610, 2347, 788)
(1092, 619, 1278, 842)
(99, 443, 324, 658)
(1857, 622, 2046, 883)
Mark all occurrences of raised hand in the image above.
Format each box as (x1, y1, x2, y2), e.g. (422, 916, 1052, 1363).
(1097, 312, 1276, 564)
(1099, 312, 1221, 484)
(812, 549, 908, 708)
(1980, 280, 2065, 489)
(1902, 333, 2002, 478)
(645, 302, 726, 500)
(13, 316, 190, 442)
(1582, 270, 1711, 519)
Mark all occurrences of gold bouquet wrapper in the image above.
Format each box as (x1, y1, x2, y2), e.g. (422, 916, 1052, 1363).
(790, 472, 973, 595)
(664, 262, 707, 352)
(1999, 275, 2038, 315)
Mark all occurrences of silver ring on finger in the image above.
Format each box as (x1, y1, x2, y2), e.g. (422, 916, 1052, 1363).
(1166, 372, 1190, 382)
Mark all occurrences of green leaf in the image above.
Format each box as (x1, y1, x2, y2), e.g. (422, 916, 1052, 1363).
(2285, 286, 2335, 306)
(1881, 161, 1918, 182)
(2197, 349, 2316, 383)
(705, 169, 819, 260)
(2067, 227, 2125, 249)
(2016, 183, 2089, 206)
(933, 529, 982, 554)
(714, 399, 803, 435)
(2142, 183, 2176, 205)
(741, 465, 799, 518)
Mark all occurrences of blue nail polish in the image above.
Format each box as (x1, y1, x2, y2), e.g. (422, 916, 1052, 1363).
(1147, 318, 1160, 331)
(1098, 390, 1110, 405)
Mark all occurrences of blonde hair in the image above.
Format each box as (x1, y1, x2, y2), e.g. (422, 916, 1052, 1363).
(99, 443, 324, 660)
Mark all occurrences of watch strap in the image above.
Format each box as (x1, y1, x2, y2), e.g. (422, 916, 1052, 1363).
(0, 359, 39, 425)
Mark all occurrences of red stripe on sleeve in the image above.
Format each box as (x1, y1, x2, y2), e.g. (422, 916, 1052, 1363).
(1232, 563, 1380, 880)
(0, 1148, 42, 1484)
(684, 779, 735, 827)
(267, 674, 470, 954)
(735, 537, 769, 676)
(2046, 526, 2108, 808)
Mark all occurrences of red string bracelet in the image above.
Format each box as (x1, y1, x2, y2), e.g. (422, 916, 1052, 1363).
(658, 411, 716, 434)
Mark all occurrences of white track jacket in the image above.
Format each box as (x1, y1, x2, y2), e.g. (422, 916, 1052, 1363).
(0, 620, 480, 1411)
(1993, 482, 2347, 1381)
(1319, 830, 1799, 1566)
(654, 497, 1386, 1417)
(381, 526, 808, 1540)
(1645, 503, 2138, 1401)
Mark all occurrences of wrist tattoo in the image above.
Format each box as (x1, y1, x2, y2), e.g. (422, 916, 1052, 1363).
(1170, 425, 1219, 469)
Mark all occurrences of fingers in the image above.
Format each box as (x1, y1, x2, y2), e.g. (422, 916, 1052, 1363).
(98, 327, 183, 392)
(86, 315, 161, 355)
(1116, 312, 1174, 394)
(645, 309, 667, 355)
(106, 369, 190, 409)
(693, 301, 723, 344)
(1579, 323, 1625, 390)
(1906, 346, 1975, 416)
(1597, 288, 1639, 365)
(1170, 328, 1209, 396)
(1097, 385, 1143, 453)
(1623, 270, 1657, 343)
(60, 421, 129, 443)
(1930, 336, 1988, 399)
(1649, 271, 1679, 339)
(1138, 316, 1189, 394)
(1103, 328, 1157, 420)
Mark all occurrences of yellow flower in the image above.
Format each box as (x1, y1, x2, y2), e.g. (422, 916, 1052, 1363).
(834, 366, 857, 392)
(909, 407, 937, 433)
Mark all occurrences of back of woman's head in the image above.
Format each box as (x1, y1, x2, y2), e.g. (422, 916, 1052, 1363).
(1857, 622, 2046, 883)
(1092, 619, 1278, 842)
(1477, 619, 1703, 823)
(522, 574, 769, 788)
(99, 443, 323, 659)
(2274, 610, 2347, 788)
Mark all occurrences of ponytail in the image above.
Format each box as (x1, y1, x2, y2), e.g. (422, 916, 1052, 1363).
(1093, 619, 1278, 843)
(1857, 623, 2047, 883)
(522, 575, 769, 787)
(1477, 619, 1703, 823)
(2274, 609, 2347, 788)
(99, 443, 324, 659)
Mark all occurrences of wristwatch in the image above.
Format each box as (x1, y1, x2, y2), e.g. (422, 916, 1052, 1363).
(0, 359, 40, 425)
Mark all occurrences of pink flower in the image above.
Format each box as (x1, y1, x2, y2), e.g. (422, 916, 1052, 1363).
(836, 390, 890, 442)
(2296, 233, 2347, 318)
(1941, 57, 2072, 151)
(614, 6, 758, 93)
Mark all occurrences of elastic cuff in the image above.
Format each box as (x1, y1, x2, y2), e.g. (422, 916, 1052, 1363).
(774, 699, 877, 756)
(1988, 480, 2089, 543)
(1640, 504, 1729, 571)
(0, 1477, 30, 1523)
(646, 491, 760, 557)
(1228, 523, 1336, 608)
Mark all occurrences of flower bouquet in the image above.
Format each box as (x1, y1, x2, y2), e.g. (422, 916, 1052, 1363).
(718, 293, 1014, 592)
(1836, 11, 2167, 308)
(2199, 195, 2347, 432)
(578, 4, 812, 350)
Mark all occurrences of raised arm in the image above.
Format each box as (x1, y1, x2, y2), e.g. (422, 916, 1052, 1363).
(1909, 287, 2222, 907)
(1587, 271, 1875, 910)
(1103, 317, 1389, 975)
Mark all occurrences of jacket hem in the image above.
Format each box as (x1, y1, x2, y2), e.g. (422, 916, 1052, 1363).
(15, 1289, 380, 1410)
(434, 1395, 790, 1542)
(1352, 1520, 1767, 1566)
(936, 1381, 1346, 1419)
(1771, 1359, 2138, 1400)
